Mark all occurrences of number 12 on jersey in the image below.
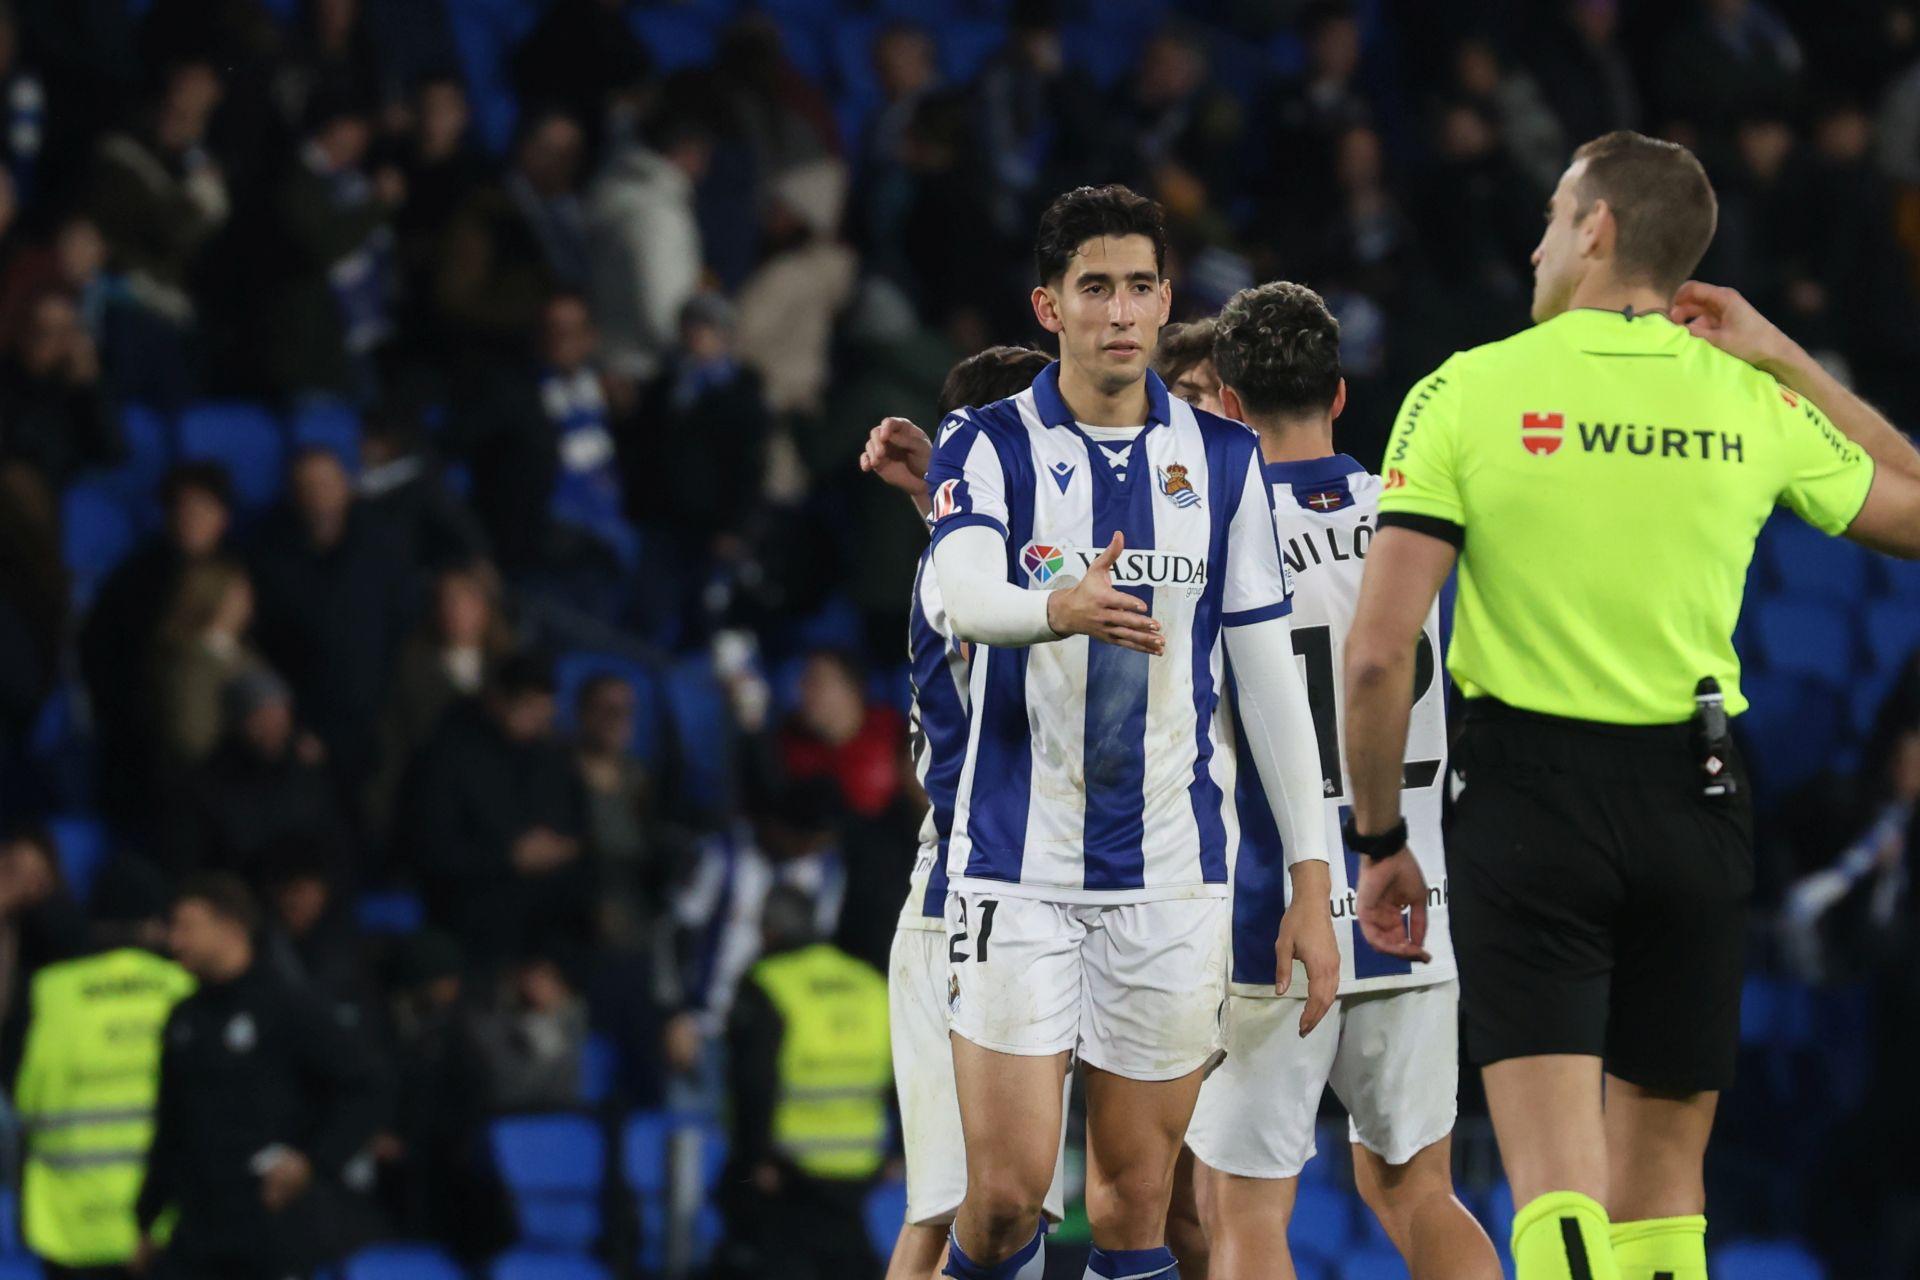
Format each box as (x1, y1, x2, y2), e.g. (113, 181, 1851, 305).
(1290, 624, 1442, 798)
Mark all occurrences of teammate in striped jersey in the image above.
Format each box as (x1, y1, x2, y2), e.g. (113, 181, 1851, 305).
(1184, 282, 1500, 1280)
(924, 186, 1338, 1280)
(860, 345, 1070, 1280)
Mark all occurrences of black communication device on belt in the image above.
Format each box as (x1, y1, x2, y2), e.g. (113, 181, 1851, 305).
(1691, 676, 1738, 801)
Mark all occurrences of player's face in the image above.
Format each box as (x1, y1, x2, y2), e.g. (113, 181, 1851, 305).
(1530, 160, 1590, 323)
(1170, 359, 1223, 416)
(1037, 234, 1171, 396)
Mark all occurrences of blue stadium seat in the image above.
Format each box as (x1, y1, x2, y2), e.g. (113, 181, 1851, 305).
(490, 1249, 611, 1280)
(446, 0, 538, 153)
(1740, 977, 1814, 1050)
(1289, 1183, 1355, 1264)
(355, 890, 426, 935)
(119, 402, 173, 489)
(61, 477, 137, 601)
(664, 656, 732, 814)
(1864, 601, 1920, 672)
(621, 1110, 673, 1274)
(831, 19, 884, 105)
(1713, 1239, 1824, 1280)
(580, 1033, 616, 1106)
(791, 595, 866, 654)
(552, 652, 663, 763)
(291, 400, 363, 469)
(1738, 674, 1846, 794)
(1339, 1248, 1407, 1280)
(46, 814, 109, 904)
(343, 1244, 465, 1280)
(178, 401, 286, 509)
(769, 14, 830, 85)
(935, 19, 1007, 82)
(1752, 600, 1853, 682)
(1061, 21, 1142, 88)
(1765, 519, 1869, 605)
(629, 8, 720, 72)
(491, 1114, 606, 1251)
(865, 1177, 907, 1260)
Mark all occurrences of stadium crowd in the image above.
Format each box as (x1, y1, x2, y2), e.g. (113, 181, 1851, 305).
(0, 0, 1918, 1275)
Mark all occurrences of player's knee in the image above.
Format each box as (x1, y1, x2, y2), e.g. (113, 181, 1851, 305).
(966, 1169, 1048, 1233)
(1085, 1167, 1176, 1237)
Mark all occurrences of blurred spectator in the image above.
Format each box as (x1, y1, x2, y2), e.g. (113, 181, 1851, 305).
(436, 109, 588, 353)
(136, 873, 386, 1280)
(152, 557, 268, 767)
(1448, 35, 1565, 193)
(259, 837, 375, 1022)
(391, 74, 490, 347)
(248, 446, 413, 798)
(83, 463, 234, 823)
(1258, 1, 1374, 236)
(509, 0, 651, 147)
(1107, 28, 1243, 217)
(778, 651, 905, 822)
(0, 214, 107, 356)
(1697, 110, 1815, 339)
(717, 883, 888, 1280)
(0, 825, 88, 1069)
(0, 464, 65, 807)
(832, 747, 924, 974)
(368, 560, 512, 839)
(900, 89, 1015, 344)
(855, 23, 940, 286)
(0, 289, 121, 490)
(573, 673, 660, 946)
(160, 667, 350, 887)
(585, 108, 710, 381)
(274, 0, 383, 129)
(468, 950, 587, 1113)
(399, 652, 590, 963)
(736, 160, 856, 417)
(260, 88, 404, 401)
(539, 292, 637, 565)
(84, 60, 227, 360)
(0, 4, 45, 207)
(1533, 0, 1639, 147)
(1657, 0, 1806, 136)
(1413, 100, 1540, 346)
(975, 0, 1106, 239)
(354, 403, 488, 579)
(372, 930, 513, 1258)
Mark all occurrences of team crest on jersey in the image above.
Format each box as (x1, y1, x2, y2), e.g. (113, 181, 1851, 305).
(1157, 463, 1202, 508)
(1520, 412, 1565, 456)
(1022, 543, 1067, 585)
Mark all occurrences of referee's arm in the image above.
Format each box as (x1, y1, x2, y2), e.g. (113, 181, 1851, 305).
(1674, 281, 1920, 556)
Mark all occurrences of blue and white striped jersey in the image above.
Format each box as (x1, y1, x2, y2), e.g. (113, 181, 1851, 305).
(897, 542, 968, 932)
(926, 363, 1294, 903)
(1228, 455, 1456, 996)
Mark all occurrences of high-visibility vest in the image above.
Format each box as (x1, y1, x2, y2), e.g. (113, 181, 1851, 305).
(748, 943, 891, 1181)
(13, 948, 194, 1266)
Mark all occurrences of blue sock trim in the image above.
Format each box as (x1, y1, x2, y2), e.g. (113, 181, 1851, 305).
(944, 1223, 1045, 1280)
(1087, 1245, 1179, 1280)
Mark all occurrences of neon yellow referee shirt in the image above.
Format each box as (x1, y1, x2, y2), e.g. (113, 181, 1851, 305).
(1377, 307, 1875, 724)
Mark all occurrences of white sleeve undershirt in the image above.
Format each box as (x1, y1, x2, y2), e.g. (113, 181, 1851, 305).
(931, 524, 1059, 647)
(1225, 617, 1333, 867)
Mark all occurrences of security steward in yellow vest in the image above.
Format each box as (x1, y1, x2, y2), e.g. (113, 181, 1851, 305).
(719, 884, 891, 1280)
(14, 944, 193, 1278)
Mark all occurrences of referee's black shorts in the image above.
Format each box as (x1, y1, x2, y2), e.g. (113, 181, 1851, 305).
(1447, 698, 1754, 1093)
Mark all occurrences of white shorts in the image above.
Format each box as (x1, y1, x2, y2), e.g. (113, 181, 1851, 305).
(1187, 980, 1459, 1179)
(945, 891, 1228, 1082)
(889, 927, 1068, 1225)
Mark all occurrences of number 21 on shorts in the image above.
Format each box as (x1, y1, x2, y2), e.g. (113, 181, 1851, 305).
(949, 898, 999, 964)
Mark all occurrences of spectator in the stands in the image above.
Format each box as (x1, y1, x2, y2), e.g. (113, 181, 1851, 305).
(0, 289, 121, 491)
(974, 0, 1107, 239)
(1657, 0, 1806, 137)
(779, 651, 904, 822)
(1413, 98, 1541, 346)
(152, 557, 268, 768)
(436, 108, 588, 354)
(273, 0, 384, 129)
(1257, 0, 1374, 239)
(391, 74, 491, 355)
(1534, 0, 1640, 147)
(354, 403, 488, 581)
(368, 559, 511, 839)
(1106, 27, 1243, 214)
(83, 463, 234, 824)
(161, 667, 351, 889)
(0, 824, 88, 1070)
(0, 215, 107, 361)
(259, 86, 405, 401)
(468, 949, 588, 1113)
(855, 23, 939, 285)
(0, 462, 64, 810)
(399, 651, 590, 964)
(248, 445, 413, 801)
(508, 0, 651, 149)
(585, 107, 711, 382)
(736, 159, 856, 417)
(1447, 35, 1565, 193)
(0, 3, 46, 205)
(258, 834, 375, 1022)
(573, 672, 661, 948)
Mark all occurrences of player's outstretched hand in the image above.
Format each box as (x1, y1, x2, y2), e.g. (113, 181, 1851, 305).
(858, 416, 934, 494)
(1354, 846, 1432, 963)
(1277, 860, 1340, 1036)
(1670, 281, 1801, 375)
(1044, 531, 1165, 656)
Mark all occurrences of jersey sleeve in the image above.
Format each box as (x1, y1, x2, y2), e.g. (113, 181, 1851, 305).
(1222, 444, 1295, 626)
(1376, 359, 1467, 543)
(925, 411, 1011, 547)
(1771, 382, 1877, 535)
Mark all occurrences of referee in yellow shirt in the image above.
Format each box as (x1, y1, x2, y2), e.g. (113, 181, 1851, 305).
(1339, 130, 1920, 1280)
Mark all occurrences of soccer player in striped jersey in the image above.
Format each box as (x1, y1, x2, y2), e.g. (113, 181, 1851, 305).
(860, 345, 1070, 1280)
(1184, 282, 1500, 1280)
(924, 186, 1338, 1280)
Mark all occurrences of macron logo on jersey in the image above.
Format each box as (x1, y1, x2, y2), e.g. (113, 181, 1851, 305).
(1018, 542, 1209, 594)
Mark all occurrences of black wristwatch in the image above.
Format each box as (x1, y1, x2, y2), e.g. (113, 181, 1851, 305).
(1341, 814, 1408, 861)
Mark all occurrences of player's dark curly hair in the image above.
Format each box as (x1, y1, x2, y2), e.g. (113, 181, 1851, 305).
(938, 345, 1051, 416)
(1212, 281, 1341, 418)
(1152, 319, 1218, 385)
(1033, 185, 1167, 284)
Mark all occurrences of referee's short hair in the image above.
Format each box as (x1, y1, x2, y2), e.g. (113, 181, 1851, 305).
(1034, 184, 1167, 284)
(1571, 131, 1718, 295)
(938, 346, 1050, 416)
(1213, 281, 1342, 418)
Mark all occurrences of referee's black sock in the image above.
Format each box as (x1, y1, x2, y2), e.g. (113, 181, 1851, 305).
(1512, 1191, 1622, 1280)
(1611, 1214, 1707, 1280)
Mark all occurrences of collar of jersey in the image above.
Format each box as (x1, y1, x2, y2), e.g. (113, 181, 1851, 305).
(1263, 453, 1367, 487)
(1554, 306, 1688, 347)
(1031, 360, 1172, 432)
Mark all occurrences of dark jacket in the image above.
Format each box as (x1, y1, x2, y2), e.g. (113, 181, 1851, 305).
(0, 360, 122, 491)
(259, 153, 393, 396)
(136, 958, 387, 1268)
(81, 538, 193, 821)
(161, 738, 351, 886)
